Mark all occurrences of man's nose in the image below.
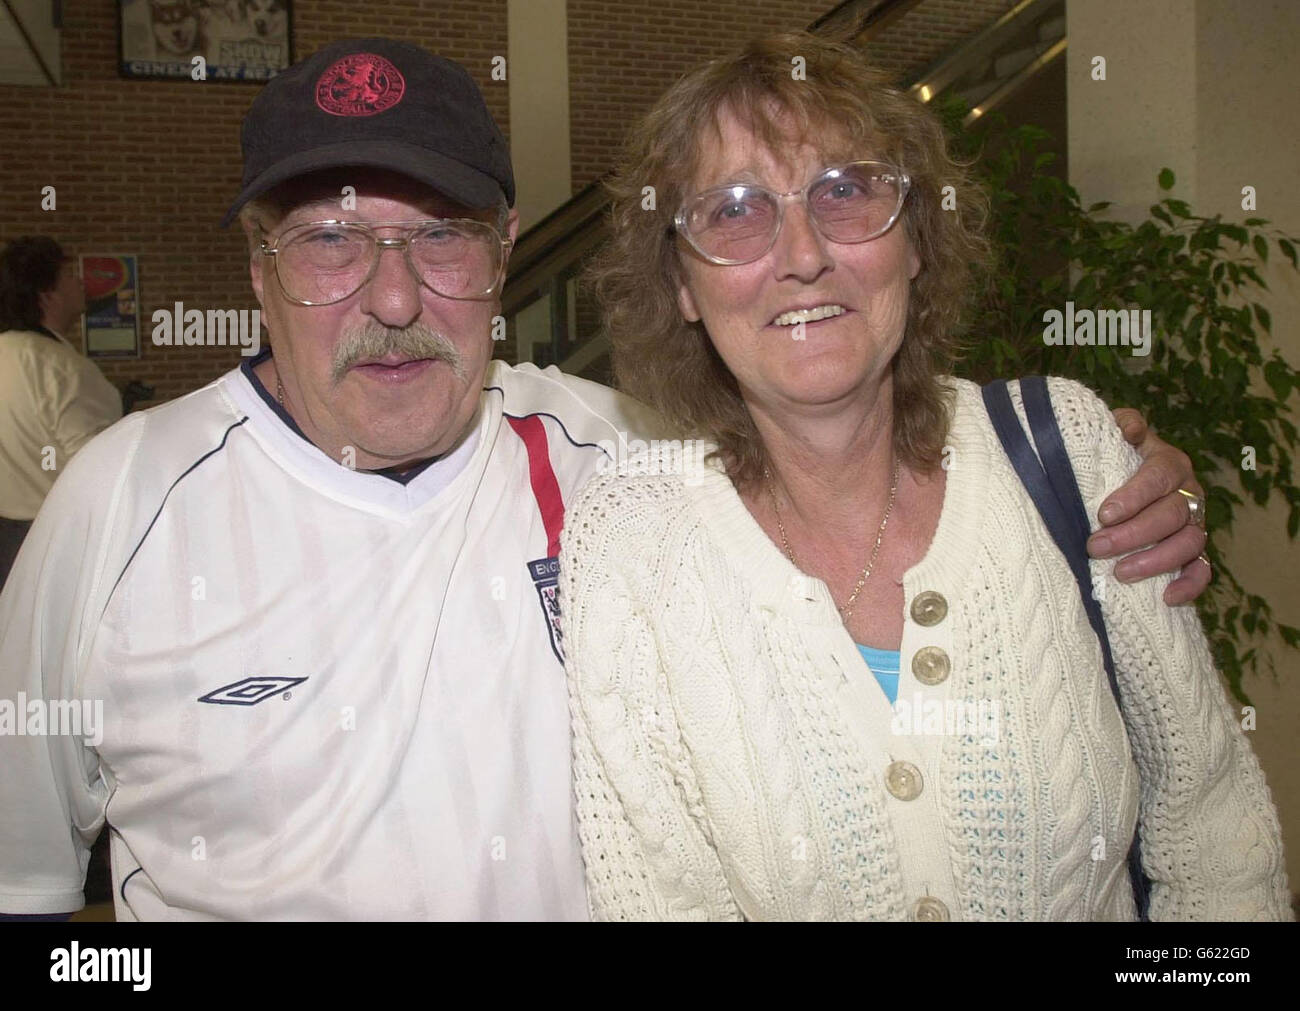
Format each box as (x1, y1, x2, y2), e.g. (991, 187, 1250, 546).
(359, 243, 423, 328)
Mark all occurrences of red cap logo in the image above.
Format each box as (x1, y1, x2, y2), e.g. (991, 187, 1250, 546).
(315, 53, 405, 117)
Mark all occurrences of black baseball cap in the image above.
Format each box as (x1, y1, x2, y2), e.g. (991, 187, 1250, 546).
(221, 38, 514, 227)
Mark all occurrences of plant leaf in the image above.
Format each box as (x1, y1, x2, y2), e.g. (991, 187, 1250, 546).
(948, 108, 1299, 700)
(1265, 359, 1292, 400)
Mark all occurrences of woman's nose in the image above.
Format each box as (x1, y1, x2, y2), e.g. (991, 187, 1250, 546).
(771, 198, 833, 282)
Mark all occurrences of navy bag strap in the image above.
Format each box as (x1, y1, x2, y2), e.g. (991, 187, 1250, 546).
(981, 376, 1153, 922)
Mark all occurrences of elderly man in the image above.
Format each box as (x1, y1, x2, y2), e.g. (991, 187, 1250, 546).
(0, 39, 1207, 921)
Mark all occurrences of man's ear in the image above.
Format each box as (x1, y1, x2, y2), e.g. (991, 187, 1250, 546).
(495, 208, 521, 283)
(242, 218, 266, 305)
(249, 258, 266, 306)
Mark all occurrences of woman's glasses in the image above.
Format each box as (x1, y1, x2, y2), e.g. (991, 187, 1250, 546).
(674, 161, 910, 266)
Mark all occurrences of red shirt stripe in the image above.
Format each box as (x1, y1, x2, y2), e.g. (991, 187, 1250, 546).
(507, 414, 565, 557)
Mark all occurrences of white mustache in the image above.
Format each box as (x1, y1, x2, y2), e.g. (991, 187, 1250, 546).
(331, 323, 466, 383)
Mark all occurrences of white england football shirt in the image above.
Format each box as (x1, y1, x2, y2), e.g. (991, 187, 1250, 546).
(0, 353, 665, 920)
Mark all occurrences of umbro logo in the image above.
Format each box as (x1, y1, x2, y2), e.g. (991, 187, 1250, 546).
(198, 676, 308, 706)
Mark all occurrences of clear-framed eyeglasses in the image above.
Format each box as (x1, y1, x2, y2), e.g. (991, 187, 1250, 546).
(673, 161, 911, 266)
(259, 218, 512, 306)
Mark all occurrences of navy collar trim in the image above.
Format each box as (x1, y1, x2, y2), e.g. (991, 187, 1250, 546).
(239, 347, 441, 486)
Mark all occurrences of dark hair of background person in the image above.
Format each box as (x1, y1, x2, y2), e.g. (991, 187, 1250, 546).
(0, 236, 67, 337)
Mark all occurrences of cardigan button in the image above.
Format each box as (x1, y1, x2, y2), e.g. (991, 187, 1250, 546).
(910, 590, 948, 626)
(913, 896, 950, 921)
(884, 760, 923, 801)
(912, 646, 951, 685)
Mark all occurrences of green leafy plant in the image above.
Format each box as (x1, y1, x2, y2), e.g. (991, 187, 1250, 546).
(943, 99, 1300, 703)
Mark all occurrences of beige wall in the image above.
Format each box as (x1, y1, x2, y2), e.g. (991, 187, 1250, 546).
(6, 0, 62, 85)
(508, 0, 572, 230)
(1068, 0, 1300, 901)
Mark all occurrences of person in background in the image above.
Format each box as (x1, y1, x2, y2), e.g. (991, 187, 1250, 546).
(0, 237, 122, 590)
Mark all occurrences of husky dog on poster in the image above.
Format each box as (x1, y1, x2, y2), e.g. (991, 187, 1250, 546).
(119, 0, 291, 81)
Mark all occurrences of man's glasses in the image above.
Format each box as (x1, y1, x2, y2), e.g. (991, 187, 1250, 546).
(674, 161, 911, 266)
(259, 219, 511, 306)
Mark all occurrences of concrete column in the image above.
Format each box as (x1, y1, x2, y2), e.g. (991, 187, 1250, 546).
(1066, 0, 1198, 219)
(507, 0, 572, 231)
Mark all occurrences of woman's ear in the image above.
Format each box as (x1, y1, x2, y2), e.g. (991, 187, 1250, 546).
(677, 278, 702, 323)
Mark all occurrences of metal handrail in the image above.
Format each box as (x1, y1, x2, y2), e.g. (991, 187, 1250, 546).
(963, 36, 1065, 125)
(501, 182, 606, 318)
(907, 0, 1061, 103)
(810, 0, 926, 43)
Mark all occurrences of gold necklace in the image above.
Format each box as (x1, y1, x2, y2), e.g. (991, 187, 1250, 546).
(275, 366, 285, 408)
(765, 458, 900, 621)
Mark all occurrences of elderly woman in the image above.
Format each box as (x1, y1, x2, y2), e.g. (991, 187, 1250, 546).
(559, 32, 1290, 921)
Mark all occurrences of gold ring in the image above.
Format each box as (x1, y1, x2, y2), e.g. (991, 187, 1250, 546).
(1177, 488, 1206, 528)
(1198, 553, 1212, 576)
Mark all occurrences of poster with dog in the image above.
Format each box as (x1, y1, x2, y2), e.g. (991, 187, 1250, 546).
(119, 0, 291, 81)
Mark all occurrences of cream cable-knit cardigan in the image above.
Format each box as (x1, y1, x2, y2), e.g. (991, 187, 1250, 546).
(559, 377, 1291, 921)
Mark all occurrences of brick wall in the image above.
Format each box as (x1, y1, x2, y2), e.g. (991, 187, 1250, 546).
(0, 1, 507, 407)
(567, 0, 828, 192)
(566, 0, 1017, 191)
(0, 0, 1014, 406)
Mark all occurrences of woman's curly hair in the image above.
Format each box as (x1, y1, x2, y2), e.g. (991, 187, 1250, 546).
(587, 31, 992, 488)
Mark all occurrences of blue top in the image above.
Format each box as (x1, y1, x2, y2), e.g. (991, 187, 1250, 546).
(856, 644, 901, 704)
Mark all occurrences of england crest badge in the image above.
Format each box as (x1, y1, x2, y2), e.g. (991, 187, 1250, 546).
(527, 556, 564, 663)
